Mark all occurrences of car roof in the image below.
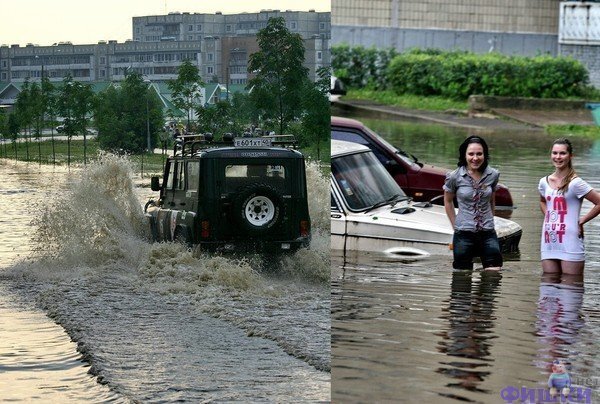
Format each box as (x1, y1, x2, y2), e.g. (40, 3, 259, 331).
(331, 116, 366, 130)
(331, 139, 371, 158)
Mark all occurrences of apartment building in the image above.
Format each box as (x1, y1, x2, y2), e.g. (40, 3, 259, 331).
(0, 9, 331, 86)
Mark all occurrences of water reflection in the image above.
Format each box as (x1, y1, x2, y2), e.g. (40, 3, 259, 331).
(330, 109, 600, 403)
(535, 272, 584, 366)
(436, 271, 502, 395)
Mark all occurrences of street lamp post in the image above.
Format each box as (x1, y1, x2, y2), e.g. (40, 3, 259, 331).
(144, 79, 151, 152)
(146, 95, 151, 151)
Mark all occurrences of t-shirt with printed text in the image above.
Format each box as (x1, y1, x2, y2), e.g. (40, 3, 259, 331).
(538, 176, 593, 261)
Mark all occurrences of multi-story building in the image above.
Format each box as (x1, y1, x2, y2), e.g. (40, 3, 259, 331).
(0, 40, 203, 83)
(0, 9, 331, 87)
(133, 9, 331, 84)
(332, 0, 560, 55)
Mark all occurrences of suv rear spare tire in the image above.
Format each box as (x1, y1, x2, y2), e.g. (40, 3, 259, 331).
(235, 183, 284, 233)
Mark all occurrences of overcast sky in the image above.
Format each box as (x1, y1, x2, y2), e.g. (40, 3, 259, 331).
(2, 0, 330, 46)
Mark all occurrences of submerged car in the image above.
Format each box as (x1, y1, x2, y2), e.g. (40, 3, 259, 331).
(145, 135, 311, 253)
(331, 116, 515, 212)
(331, 140, 522, 258)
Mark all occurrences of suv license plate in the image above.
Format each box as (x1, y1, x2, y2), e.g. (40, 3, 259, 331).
(234, 138, 272, 147)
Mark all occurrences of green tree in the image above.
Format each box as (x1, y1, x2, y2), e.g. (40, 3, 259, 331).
(14, 79, 34, 161)
(41, 76, 57, 164)
(55, 75, 94, 165)
(7, 113, 20, 159)
(299, 67, 330, 161)
(168, 59, 204, 131)
(0, 109, 7, 158)
(28, 82, 45, 163)
(229, 92, 259, 134)
(196, 101, 232, 139)
(247, 17, 308, 135)
(95, 71, 163, 153)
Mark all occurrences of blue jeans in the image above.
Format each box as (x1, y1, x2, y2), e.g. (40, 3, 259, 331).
(453, 230, 502, 269)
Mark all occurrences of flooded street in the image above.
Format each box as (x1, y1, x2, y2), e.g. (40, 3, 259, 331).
(331, 110, 600, 403)
(0, 156, 330, 401)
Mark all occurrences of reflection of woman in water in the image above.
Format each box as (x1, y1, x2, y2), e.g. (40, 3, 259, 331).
(535, 273, 584, 382)
(539, 138, 600, 275)
(436, 271, 502, 392)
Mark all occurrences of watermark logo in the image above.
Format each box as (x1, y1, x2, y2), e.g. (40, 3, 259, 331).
(500, 386, 592, 403)
(500, 359, 594, 403)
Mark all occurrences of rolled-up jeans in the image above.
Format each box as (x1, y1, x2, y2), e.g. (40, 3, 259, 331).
(452, 229, 502, 269)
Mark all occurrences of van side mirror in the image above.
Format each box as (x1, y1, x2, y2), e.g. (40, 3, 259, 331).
(150, 176, 161, 191)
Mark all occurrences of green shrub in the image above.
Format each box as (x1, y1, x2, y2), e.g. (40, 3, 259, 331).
(387, 51, 591, 100)
(333, 45, 593, 100)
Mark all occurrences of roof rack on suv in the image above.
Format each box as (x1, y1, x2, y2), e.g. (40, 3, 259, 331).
(174, 133, 299, 156)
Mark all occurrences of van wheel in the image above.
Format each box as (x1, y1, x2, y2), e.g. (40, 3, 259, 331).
(235, 183, 284, 233)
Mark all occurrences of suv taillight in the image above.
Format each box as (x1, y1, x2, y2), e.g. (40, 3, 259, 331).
(300, 220, 310, 237)
(201, 220, 210, 238)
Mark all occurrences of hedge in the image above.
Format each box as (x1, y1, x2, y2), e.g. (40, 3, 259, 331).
(332, 45, 592, 100)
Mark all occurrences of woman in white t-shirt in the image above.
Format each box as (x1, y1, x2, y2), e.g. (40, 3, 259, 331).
(538, 138, 600, 275)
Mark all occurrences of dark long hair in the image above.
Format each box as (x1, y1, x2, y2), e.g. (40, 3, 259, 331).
(552, 138, 576, 194)
(457, 135, 490, 172)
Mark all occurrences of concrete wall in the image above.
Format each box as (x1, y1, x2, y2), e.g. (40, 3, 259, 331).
(332, 26, 558, 56)
(333, 0, 560, 33)
(558, 2, 600, 88)
(560, 44, 600, 88)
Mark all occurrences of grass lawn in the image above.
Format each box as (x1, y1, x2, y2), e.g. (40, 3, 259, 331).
(545, 124, 600, 139)
(0, 138, 329, 173)
(344, 89, 600, 139)
(345, 89, 469, 111)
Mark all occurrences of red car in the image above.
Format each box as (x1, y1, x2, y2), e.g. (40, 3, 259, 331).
(331, 116, 514, 211)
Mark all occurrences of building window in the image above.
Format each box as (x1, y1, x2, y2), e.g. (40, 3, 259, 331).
(208, 53, 213, 62)
(226, 25, 232, 32)
(1, 60, 7, 68)
(317, 51, 322, 61)
(207, 66, 214, 74)
(196, 24, 202, 31)
(291, 22, 297, 30)
(188, 24, 193, 31)
(100, 57, 106, 64)
(188, 35, 194, 40)
(320, 22, 325, 30)
(100, 69, 106, 77)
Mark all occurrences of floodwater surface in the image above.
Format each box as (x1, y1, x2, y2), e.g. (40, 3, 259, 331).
(331, 110, 600, 403)
(0, 155, 330, 401)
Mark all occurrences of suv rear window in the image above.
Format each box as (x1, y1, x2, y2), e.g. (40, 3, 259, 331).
(224, 164, 286, 192)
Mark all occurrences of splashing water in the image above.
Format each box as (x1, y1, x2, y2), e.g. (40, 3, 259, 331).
(25, 155, 330, 284)
(6, 152, 331, 386)
(29, 153, 149, 270)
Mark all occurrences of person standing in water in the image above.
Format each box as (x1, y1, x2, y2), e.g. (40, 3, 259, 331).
(443, 135, 502, 271)
(539, 138, 600, 275)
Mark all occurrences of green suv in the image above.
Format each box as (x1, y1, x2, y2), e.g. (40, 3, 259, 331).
(144, 136, 311, 253)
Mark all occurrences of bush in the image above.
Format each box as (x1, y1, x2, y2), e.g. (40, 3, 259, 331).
(333, 45, 593, 100)
(387, 50, 591, 100)
(332, 44, 397, 90)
